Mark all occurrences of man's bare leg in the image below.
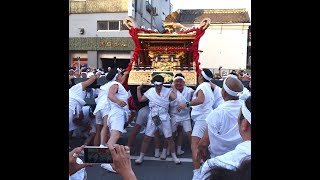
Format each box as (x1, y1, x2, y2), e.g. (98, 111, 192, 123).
(93, 124, 102, 146)
(191, 136, 201, 169)
(154, 130, 161, 158)
(100, 115, 109, 146)
(126, 124, 142, 147)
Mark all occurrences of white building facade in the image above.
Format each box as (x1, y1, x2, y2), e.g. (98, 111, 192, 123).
(165, 9, 251, 72)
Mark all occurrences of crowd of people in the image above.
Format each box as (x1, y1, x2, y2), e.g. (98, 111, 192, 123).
(213, 67, 251, 81)
(68, 66, 251, 180)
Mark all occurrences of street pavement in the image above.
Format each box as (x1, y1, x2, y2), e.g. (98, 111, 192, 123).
(70, 124, 194, 180)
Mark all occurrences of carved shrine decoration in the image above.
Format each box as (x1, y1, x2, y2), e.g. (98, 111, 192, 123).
(124, 17, 211, 86)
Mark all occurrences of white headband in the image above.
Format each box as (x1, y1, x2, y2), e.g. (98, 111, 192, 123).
(241, 103, 251, 124)
(223, 76, 243, 96)
(173, 76, 185, 82)
(81, 72, 87, 74)
(154, 81, 163, 85)
(97, 70, 105, 75)
(201, 71, 212, 81)
(228, 74, 238, 79)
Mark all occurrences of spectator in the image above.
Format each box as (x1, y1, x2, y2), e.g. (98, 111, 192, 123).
(69, 145, 91, 179)
(69, 144, 137, 180)
(193, 96, 251, 180)
(206, 156, 251, 180)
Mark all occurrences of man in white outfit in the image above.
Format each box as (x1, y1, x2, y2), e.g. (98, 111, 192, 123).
(69, 73, 100, 134)
(92, 78, 112, 146)
(193, 96, 251, 180)
(176, 68, 215, 171)
(135, 75, 181, 164)
(162, 73, 194, 158)
(99, 68, 129, 173)
(197, 75, 244, 170)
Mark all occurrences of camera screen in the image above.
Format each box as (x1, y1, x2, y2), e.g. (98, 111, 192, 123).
(84, 147, 113, 163)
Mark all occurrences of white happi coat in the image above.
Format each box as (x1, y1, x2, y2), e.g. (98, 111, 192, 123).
(191, 82, 214, 121)
(93, 82, 112, 116)
(69, 83, 86, 115)
(193, 141, 251, 180)
(107, 81, 129, 120)
(206, 100, 243, 158)
(212, 85, 224, 109)
(169, 86, 194, 122)
(144, 87, 172, 121)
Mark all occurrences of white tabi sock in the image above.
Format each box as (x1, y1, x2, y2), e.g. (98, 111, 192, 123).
(171, 153, 181, 164)
(154, 148, 160, 158)
(160, 149, 167, 159)
(177, 146, 182, 152)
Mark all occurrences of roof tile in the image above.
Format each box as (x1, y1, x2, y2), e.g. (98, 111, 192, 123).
(165, 9, 250, 24)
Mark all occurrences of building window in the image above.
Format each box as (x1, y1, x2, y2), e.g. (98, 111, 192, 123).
(109, 21, 120, 30)
(97, 21, 121, 31)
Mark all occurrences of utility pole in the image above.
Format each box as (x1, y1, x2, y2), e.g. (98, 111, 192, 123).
(77, 56, 81, 74)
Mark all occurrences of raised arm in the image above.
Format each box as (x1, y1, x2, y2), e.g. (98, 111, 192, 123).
(120, 71, 129, 84)
(137, 85, 148, 102)
(81, 72, 101, 89)
(169, 83, 177, 101)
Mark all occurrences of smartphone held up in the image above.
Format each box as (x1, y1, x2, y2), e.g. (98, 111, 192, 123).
(84, 146, 113, 164)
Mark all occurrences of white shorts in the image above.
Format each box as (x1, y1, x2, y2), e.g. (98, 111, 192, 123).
(101, 107, 109, 119)
(107, 111, 126, 133)
(135, 106, 149, 126)
(145, 118, 173, 138)
(95, 111, 103, 125)
(191, 120, 207, 138)
(171, 116, 192, 133)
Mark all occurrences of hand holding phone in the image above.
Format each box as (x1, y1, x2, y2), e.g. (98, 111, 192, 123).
(69, 145, 92, 176)
(109, 144, 136, 179)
